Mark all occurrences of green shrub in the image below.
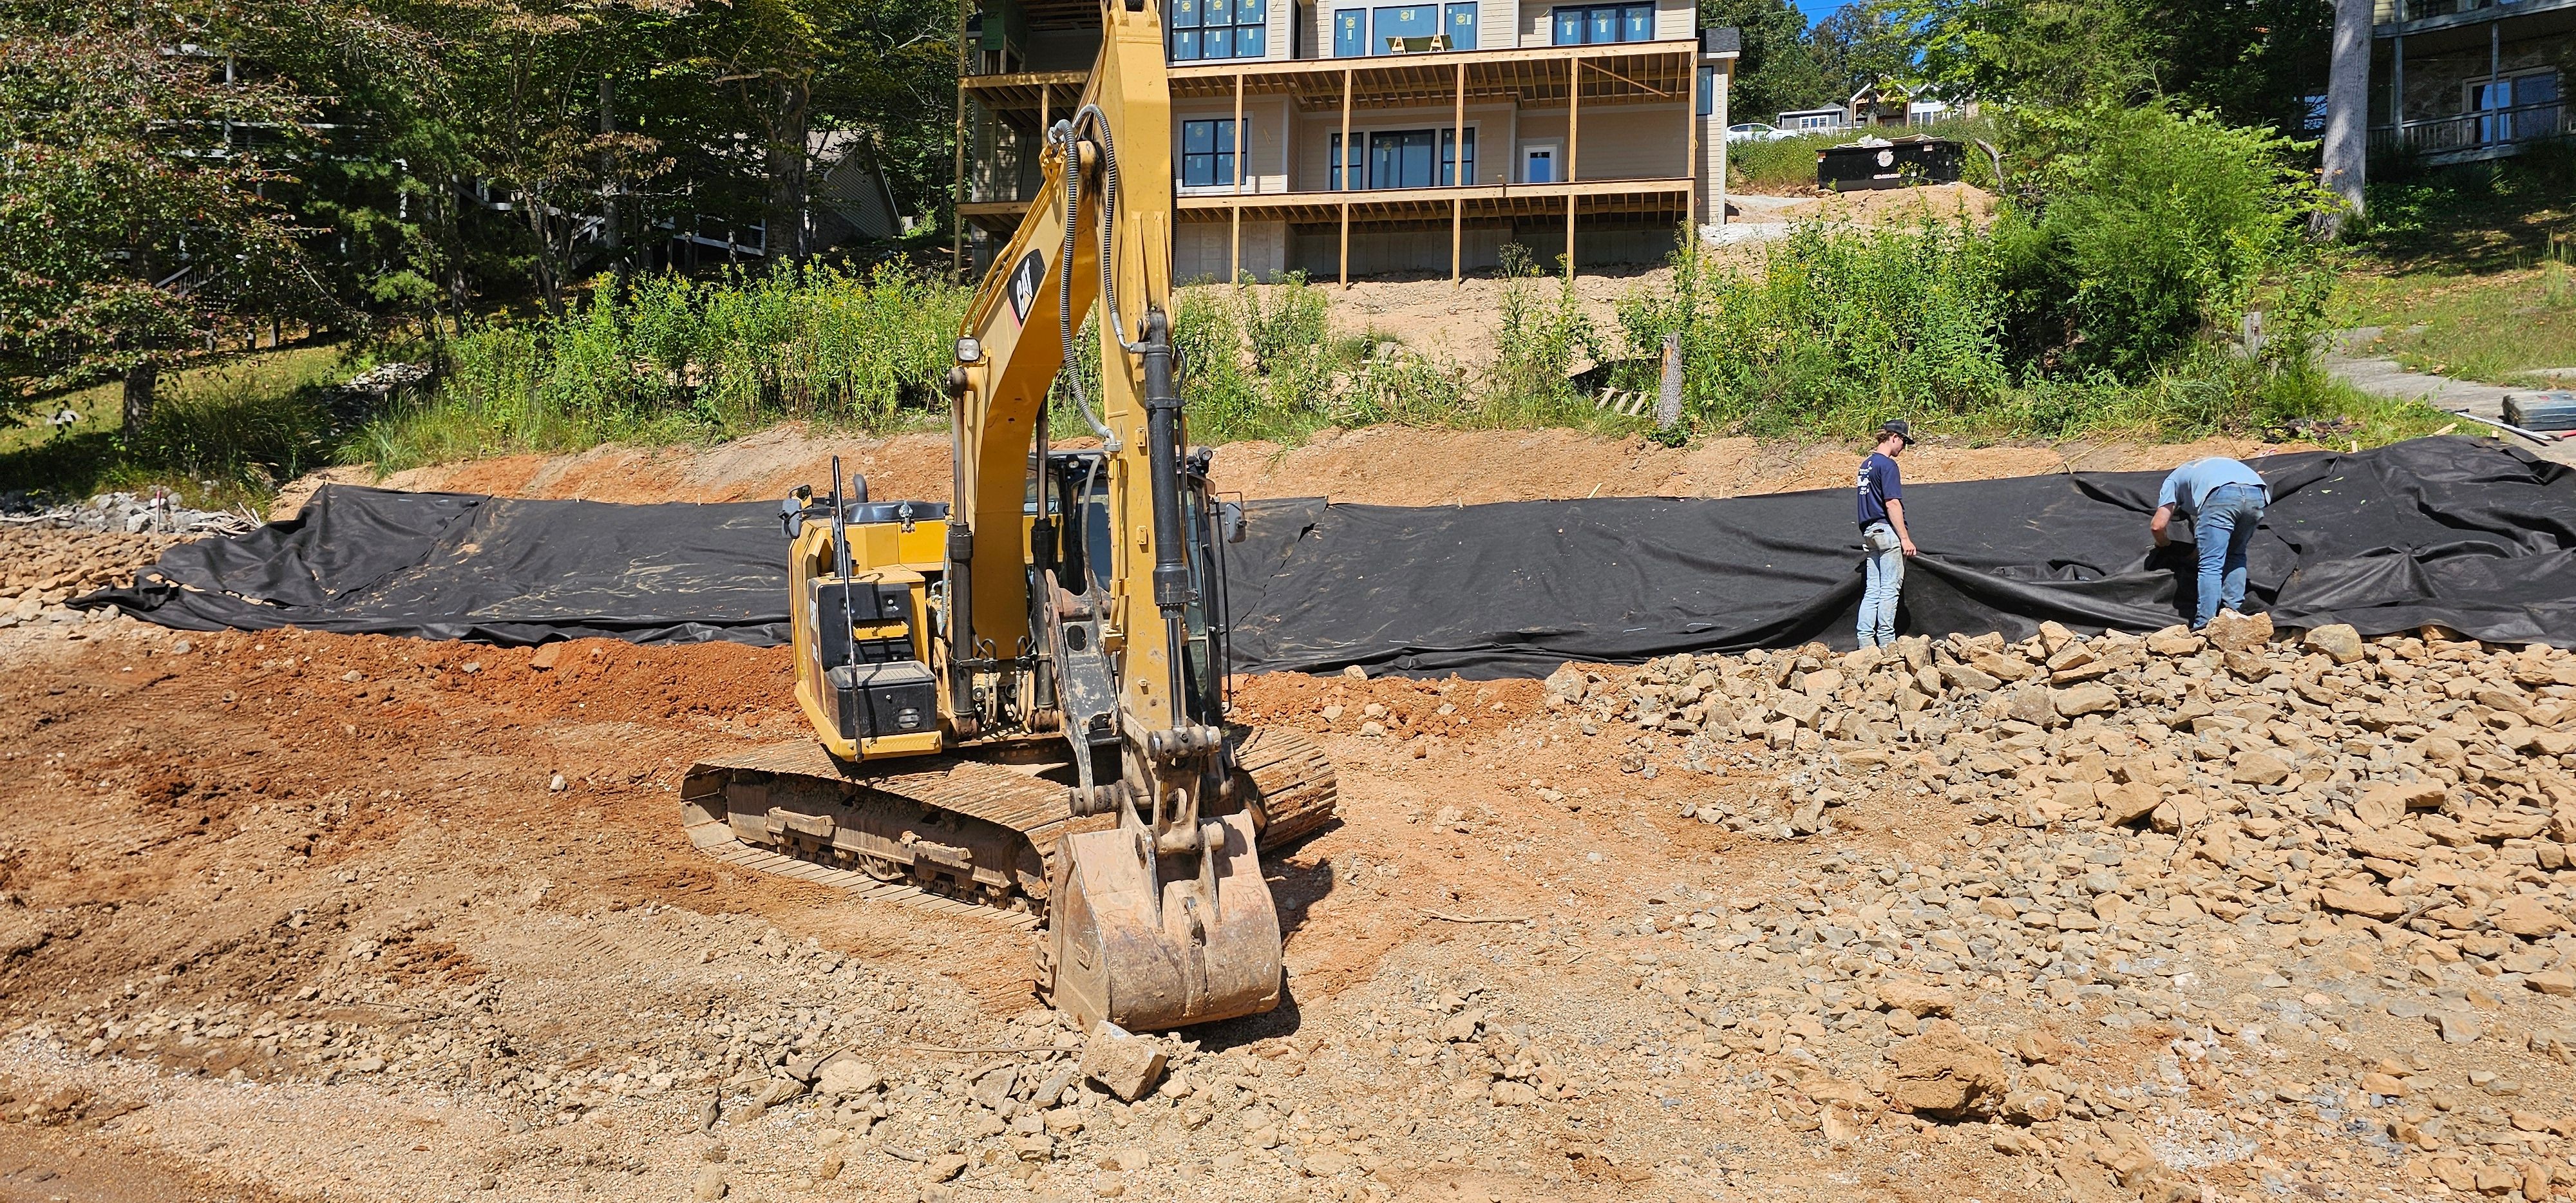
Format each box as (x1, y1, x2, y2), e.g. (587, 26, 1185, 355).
(352, 262, 970, 470)
(123, 363, 337, 488)
(1620, 218, 2011, 435)
(1728, 132, 1840, 193)
(1993, 104, 2333, 378)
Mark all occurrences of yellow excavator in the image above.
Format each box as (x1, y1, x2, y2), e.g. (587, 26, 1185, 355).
(679, 0, 1334, 1032)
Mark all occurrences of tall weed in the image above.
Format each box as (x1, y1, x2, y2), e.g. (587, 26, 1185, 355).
(354, 263, 969, 469)
(1621, 219, 2010, 436)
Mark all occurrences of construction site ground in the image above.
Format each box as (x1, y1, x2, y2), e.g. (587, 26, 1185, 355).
(4, 428, 2574, 1203)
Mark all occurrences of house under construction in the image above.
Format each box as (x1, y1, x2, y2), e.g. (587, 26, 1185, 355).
(952, 0, 1738, 281)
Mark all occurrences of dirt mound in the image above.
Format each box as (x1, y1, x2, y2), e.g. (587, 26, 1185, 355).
(281, 424, 2319, 516)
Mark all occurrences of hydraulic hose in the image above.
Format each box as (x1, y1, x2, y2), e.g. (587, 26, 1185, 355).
(1050, 119, 1116, 447)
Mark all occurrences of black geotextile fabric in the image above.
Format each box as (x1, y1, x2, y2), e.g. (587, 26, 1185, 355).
(77, 437, 2576, 676)
(79, 486, 793, 646)
(1220, 436, 2576, 677)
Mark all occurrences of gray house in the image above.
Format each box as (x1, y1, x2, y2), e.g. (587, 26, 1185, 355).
(2372, 0, 2575, 163)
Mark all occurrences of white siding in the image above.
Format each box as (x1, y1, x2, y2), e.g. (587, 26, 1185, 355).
(1699, 57, 1729, 224)
(1653, 0, 1691, 41)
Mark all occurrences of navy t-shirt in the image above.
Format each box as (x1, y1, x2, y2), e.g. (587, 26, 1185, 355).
(1856, 452, 1902, 528)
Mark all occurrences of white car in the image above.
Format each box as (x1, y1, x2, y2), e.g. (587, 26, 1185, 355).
(1725, 122, 1789, 144)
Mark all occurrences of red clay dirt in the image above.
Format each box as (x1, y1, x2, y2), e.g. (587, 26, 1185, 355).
(7, 426, 2530, 1203)
(276, 424, 2317, 517)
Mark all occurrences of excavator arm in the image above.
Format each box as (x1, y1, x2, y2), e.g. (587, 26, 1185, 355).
(945, 0, 1177, 737)
(945, 0, 1279, 1030)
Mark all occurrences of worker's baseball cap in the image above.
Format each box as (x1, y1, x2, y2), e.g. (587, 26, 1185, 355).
(1877, 419, 1915, 446)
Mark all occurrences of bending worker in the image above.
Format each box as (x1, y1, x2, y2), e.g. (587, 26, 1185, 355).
(2152, 456, 2269, 629)
(1855, 419, 1918, 648)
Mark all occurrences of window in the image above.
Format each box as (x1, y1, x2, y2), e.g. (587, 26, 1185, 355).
(2471, 71, 2561, 142)
(1332, 128, 1473, 189)
(1181, 118, 1247, 187)
(1522, 144, 1555, 183)
(1372, 3, 1437, 51)
(1697, 65, 1714, 116)
(1444, 2, 1477, 49)
(1171, 0, 1265, 61)
(1550, 2, 1651, 44)
(1338, 1, 1467, 54)
(1441, 126, 1475, 184)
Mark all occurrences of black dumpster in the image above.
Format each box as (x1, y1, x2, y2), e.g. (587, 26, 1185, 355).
(1817, 135, 1964, 191)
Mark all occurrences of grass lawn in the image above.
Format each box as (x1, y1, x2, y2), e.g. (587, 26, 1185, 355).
(2, 341, 363, 507)
(2334, 148, 2576, 386)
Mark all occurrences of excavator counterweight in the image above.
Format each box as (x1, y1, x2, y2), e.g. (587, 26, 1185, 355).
(679, 0, 1334, 1033)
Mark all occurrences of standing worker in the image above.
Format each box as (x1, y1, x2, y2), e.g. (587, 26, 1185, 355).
(1855, 419, 1918, 649)
(2152, 456, 2270, 629)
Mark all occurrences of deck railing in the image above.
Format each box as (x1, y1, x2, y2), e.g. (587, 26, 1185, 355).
(2369, 100, 2573, 156)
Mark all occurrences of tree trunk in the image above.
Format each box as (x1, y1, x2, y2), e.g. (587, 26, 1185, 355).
(600, 74, 625, 280)
(768, 77, 813, 263)
(122, 359, 160, 435)
(528, 200, 564, 320)
(2318, 0, 2371, 238)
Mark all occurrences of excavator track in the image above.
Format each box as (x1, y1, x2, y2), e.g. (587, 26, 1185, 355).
(679, 727, 1336, 925)
(1231, 726, 1338, 848)
(680, 743, 1093, 930)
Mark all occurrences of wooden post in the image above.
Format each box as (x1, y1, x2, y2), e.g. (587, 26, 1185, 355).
(1231, 72, 1245, 281)
(1340, 68, 1354, 289)
(1452, 61, 1466, 282)
(1564, 59, 1580, 276)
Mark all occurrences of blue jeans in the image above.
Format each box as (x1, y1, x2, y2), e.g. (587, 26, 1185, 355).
(1859, 520, 1903, 647)
(2191, 484, 2264, 628)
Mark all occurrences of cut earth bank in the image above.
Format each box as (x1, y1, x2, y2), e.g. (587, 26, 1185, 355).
(0, 426, 2570, 1203)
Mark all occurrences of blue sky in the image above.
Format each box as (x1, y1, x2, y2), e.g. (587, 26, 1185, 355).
(1792, 0, 1843, 25)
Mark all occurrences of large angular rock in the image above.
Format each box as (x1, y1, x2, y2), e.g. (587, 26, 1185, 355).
(2204, 610, 2274, 651)
(2354, 781, 2447, 828)
(1969, 650, 2038, 683)
(1772, 692, 1823, 729)
(1882, 1021, 2009, 1119)
(2053, 683, 2121, 718)
(816, 1055, 884, 1098)
(1942, 663, 2002, 694)
(2005, 687, 2056, 727)
(2099, 781, 2160, 826)
(1077, 1021, 1168, 1102)
(2300, 623, 2366, 665)
(2321, 886, 2407, 922)
(2495, 896, 2567, 938)
(2230, 752, 2291, 785)
(2145, 626, 2201, 656)
(1875, 981, 1958, 1018)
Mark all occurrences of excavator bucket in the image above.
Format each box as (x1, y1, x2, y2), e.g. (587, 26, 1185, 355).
(1046, 811, 1281, 1032)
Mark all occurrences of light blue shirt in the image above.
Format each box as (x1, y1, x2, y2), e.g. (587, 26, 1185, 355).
(2157, 458, 2268, 518)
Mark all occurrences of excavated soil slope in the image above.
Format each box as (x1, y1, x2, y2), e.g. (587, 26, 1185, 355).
(275, 425, 2309, 518)
(8, 432, 2566, 1203)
